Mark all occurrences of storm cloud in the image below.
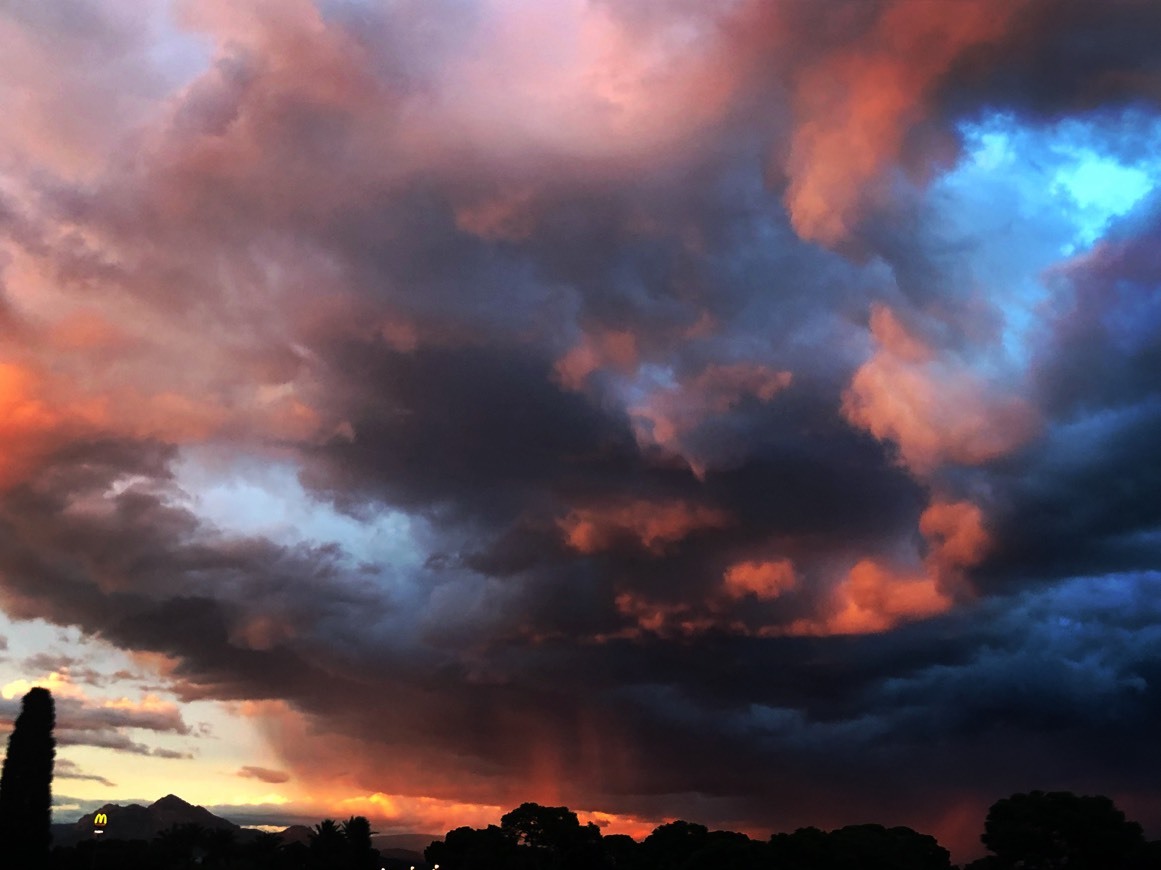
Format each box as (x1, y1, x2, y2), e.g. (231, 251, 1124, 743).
(2, 0, 1161, 861)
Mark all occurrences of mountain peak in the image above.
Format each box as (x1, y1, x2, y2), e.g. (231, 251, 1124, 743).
(150, 794, 193, 810)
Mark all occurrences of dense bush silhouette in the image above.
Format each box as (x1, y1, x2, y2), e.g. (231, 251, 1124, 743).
(0, 686, 56, 867)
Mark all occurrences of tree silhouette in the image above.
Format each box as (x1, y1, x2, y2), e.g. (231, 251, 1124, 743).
(641, 820, 709, 869)
(602, 833, 640, 868)
(981, 790, 1145, 870)
(500, 802, 603, 869)
(0, 686, 56, 867)
(427, 824, 518, 869)
(682, 829, 764, 870)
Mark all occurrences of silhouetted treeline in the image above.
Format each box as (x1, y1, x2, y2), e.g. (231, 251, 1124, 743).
(424, 805, 953, 870)
(424, 792, 1161, 870)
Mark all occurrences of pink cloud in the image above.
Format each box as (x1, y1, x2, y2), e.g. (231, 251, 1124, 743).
(423, 0, 742, 165)
(0, 1, 176, 178)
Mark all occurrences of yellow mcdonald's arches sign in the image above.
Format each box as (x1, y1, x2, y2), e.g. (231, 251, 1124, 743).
(94, 813, 108, 826)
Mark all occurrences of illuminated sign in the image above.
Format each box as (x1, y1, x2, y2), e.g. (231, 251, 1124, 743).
(94, 812, 107, 829)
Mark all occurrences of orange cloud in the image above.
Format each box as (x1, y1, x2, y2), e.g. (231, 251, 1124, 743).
(796, 559, 953, 637)
(842, 305, 1038, 476)
(559, 499, 731, 555)
(0, 362, 63, 487)
(722, 559, 797, 600)
(0, 362, 56, 432)
(791, 498, 989, 637)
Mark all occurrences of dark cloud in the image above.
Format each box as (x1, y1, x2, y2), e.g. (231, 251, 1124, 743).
(939, 0, 1161, 121)
(55, 730, 178, 758)
(237, 765, 291, 784)
(55, 758, 117, 789)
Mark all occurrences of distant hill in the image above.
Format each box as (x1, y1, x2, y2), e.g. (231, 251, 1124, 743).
(275, 823, 314, 846)
(53, 794, 242, 846)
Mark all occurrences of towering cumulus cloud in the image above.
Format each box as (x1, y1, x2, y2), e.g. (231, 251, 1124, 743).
(2, 0, 1161, 861)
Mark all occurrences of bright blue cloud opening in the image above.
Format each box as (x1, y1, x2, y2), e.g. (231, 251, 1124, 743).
(172, 451, 424, 576)
(934, 111, 1161, 365)
(1052, 152, 1153, 250)
(956, 111, 1160, 255)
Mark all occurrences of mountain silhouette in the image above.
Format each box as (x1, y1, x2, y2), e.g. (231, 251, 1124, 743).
(51, 795, 444, 854)
(53, 794, 241, 846)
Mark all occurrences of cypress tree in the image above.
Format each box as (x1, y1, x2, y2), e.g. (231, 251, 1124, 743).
(0, 687, 56, 866)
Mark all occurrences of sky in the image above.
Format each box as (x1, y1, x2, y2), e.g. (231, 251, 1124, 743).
(1, 0, 1161, 862)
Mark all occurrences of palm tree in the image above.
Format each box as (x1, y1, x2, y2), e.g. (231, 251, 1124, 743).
(342, 815, 377, 867)
(310, 818, 347, 866)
